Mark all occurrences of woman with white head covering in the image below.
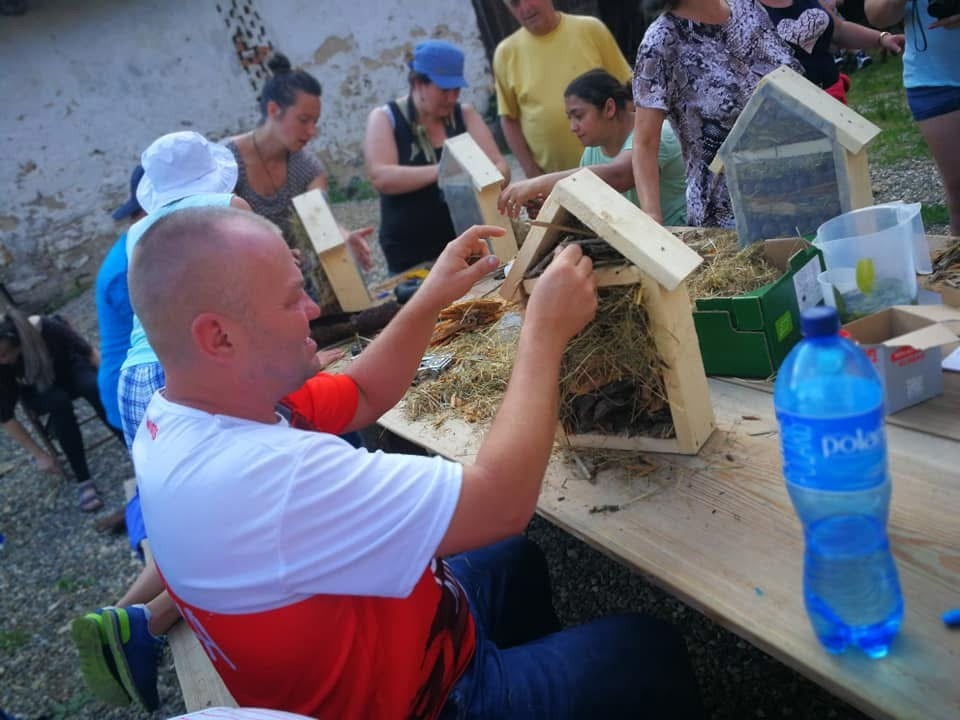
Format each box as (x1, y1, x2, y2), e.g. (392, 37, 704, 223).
(117, 130, 250, 448)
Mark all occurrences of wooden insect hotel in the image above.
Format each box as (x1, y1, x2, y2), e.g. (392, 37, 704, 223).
(292, 188, 371, 312)
(438, 133, 518, 262)
(501, 169, 716, 455)
(710, 65, 881, 246)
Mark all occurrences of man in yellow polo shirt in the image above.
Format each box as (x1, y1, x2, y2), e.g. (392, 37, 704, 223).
(494, 0, 632, 177)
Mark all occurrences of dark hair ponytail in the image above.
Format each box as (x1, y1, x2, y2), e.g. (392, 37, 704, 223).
(564, 69, 632, 112)
(259, 52, 322, 122)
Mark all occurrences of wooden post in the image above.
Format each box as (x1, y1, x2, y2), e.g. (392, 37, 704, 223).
(840, 149, 874, 211)
(441, 134, 517, 261)
(292, 189, 371, 313)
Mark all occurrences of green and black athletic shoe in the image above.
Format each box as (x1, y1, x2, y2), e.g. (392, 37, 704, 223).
(71, 610, 130, 707)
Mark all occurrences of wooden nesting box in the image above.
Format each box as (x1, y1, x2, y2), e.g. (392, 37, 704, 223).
(438, 133, 518, 262)
(710, 65, 881, 245)
(502, 169, 716, 455)
(292, 189, 371, 312)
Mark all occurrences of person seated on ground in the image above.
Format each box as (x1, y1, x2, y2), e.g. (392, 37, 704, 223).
(498, 68, 687, 226)
(493, 0, 633, 177)
(364, 39, 510, 275)
(633, 0, 801, 227)
(225, 51, 373, 314)
(96, 164, 146, 432)
(0, 308, 123, 511)
(760, 0, 903, 104)
(124, 206, 704, 719)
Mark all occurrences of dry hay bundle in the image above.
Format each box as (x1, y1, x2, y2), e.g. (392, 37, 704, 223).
(559, 285, 674, 439)
(930, 239, 960, 289)
(680, 229, 781, 300)
(405, 314, 520, 424)
(429, 298, 507, 346)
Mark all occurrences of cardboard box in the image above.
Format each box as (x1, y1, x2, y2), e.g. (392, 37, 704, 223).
(842, 305, 960, 414)
(693, 238, 825, 378)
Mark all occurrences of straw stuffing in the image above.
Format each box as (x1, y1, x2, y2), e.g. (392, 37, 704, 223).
(679, 228, 782, 300)
(559, 285, 674, 439)
(930, 238, 960, 289)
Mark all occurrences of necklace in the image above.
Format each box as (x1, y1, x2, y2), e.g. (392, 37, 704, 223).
(251, 129, 282, 196)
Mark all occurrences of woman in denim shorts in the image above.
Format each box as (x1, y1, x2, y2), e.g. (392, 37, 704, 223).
(867, 0, 960, 234)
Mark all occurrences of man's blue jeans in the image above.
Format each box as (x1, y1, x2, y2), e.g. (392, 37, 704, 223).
(442, 536, 703, 719)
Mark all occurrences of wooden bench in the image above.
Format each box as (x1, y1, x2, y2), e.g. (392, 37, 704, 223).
(124, 480, 237, 711)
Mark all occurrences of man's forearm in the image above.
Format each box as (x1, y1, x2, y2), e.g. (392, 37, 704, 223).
(346, 287, 451, 420)
(500, 116, 543, 178)
(473, 325, 564, 519)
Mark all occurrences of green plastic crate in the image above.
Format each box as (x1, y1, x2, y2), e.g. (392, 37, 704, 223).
(693, 239, 825, 378)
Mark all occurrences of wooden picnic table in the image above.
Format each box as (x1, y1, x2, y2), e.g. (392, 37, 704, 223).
(378, 357, 960, 720)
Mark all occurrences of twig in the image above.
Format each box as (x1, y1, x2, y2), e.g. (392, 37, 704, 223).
(530, 220, 596, 237)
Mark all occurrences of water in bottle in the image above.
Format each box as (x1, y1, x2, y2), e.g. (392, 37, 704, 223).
(774, 306, 903, 658)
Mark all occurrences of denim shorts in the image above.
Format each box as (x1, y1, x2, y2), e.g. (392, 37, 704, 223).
(906, 85, 960, 121)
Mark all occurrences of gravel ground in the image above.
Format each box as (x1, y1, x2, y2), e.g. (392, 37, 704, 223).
(0, 161, 946, 720)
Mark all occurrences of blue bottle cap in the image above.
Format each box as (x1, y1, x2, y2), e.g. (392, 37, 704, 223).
(801, 306, 840, 337)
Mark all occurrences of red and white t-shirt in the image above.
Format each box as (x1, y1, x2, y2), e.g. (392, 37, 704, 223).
(135, 373, 475, 719)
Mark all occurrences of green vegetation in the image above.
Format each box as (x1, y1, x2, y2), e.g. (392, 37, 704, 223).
(846, 55, 930, 168)
(56, 575, 95, 593)
(0, 628, 29, 651)
(921, 203, 949, 226)
(327, 175, 378, 204)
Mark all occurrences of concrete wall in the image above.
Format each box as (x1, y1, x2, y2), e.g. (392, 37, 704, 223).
(0, 0, 489, 308)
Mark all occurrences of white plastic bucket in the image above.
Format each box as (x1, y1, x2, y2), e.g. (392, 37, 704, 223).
(814, 206, 918, 310)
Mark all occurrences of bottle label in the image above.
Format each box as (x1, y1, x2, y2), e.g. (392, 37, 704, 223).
(778, 406, 887, 491)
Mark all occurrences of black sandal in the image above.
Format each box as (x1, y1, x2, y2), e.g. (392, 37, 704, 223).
(77, 480, 103, 513)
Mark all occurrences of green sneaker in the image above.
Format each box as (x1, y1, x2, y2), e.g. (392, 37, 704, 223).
(71, 611, 130, 706)
(102, 606, 163, 712)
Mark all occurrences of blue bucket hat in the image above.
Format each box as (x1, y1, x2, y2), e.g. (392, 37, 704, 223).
(111, 164, 145, 220)
(409, 40, 468, 90)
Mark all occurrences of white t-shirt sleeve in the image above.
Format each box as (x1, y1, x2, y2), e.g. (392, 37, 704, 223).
(278, 433, 462, 599)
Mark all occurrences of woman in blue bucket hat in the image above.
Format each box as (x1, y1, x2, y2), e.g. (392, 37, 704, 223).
(364, 39, 511, 274)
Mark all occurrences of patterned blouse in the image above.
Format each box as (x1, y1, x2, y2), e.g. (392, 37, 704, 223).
(226, 140, 325, 244)
(226, 140, 341, 311)
(633, 0, 800, 227)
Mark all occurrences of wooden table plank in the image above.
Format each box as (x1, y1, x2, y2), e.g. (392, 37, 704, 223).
(378, 377, 960, 720)
(722, 370, 960, 442)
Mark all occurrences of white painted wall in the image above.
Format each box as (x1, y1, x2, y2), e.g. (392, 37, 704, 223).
(0, 0, 489, 306)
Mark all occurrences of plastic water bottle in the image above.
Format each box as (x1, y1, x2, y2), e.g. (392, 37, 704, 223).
(774, 306, 903, 658)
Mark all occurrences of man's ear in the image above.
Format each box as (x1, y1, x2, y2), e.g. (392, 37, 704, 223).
(191, 312, 239, 362)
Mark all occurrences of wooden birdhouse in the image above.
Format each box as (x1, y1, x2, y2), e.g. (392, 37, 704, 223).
(710, 65, 881, 246)
(501, 169, 716, 455)
(438, 133, 518, 262)
(292, 189, 371, 312)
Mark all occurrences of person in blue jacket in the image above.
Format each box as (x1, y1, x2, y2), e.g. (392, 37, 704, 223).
(95, 165, 146, 431)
